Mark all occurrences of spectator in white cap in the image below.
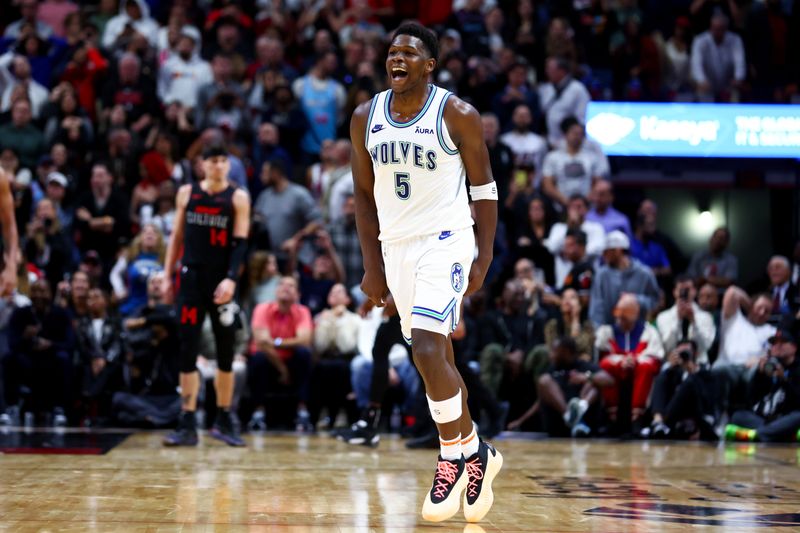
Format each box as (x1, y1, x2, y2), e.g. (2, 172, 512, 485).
(45, 171, 72, 232)
(589, 230, 660, 326)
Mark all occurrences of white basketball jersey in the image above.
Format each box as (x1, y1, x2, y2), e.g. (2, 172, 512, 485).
(365, 84, 474, 243)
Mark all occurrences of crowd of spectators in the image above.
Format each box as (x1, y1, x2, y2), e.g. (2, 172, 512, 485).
(0, 0, 799, 443)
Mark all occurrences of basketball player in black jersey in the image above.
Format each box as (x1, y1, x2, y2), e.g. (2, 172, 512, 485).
(0, 168, 19, 297)
(163, 146, 251, 447)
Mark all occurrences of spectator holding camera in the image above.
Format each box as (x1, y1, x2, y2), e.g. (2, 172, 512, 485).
(646, 339, 717, 440)
(656, 276, 716, 365)
(24, 197, 73, 290)
(725, 327, 800, 442)
(537, 336, 614, 437)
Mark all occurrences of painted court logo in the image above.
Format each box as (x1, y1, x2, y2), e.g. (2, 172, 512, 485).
(451, 263, 464, 293)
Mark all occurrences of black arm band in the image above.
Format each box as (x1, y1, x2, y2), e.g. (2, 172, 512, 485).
(226, 237, 247, 280)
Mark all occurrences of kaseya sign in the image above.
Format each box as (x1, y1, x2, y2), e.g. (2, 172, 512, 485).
(586, 102, 800, 158)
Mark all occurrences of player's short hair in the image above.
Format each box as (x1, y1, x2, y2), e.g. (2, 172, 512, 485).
(202, 144, 228, 160)
(391, 22, 439, 60)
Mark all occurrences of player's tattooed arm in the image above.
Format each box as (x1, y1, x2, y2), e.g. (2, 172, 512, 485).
(444, 96, 497, 296)
(351, 99, 388, 306)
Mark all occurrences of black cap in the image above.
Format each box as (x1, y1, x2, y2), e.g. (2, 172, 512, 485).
(769, 327, 796, 345)
(202, 144, 229, 160)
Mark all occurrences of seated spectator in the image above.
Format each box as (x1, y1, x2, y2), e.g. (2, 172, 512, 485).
(713, 286, 775, 416)
(725, 327, 800, 442)
(587, 179, 632, 237)
(553, 227, 593, 291)
(4, 0, 54, 39)
(99, 53, 157, 136)
(561, 231, 595, 305)
(630, 210, 671, 283)
(491, 61, 540, 131)
(500, 104, 547, 185)
(541, 117, 608, 210)
(242, 251, 280, 316)
(248, 276, 313, 431)
(589, 231, 660, 326)
(297, 230, 345, 316)
(44, 171, 73, 233)
(23, 197, 73, 290)
(687, 227, 738, 291)
(637, 199, 687, 275)
(764, 255, 799, 321)
(511, 195, 554, 283)
(3, 279, 74, 426)
(252, 122, 291, 198)
(309, 283, 361, 428)
(646, 339, 717, 440)
(0, 99, 44, 170)
(691, 12, 745, 101)
(109, 223, 164, 317)
(480, 112, 514, 218)
(42, 85, 94, 155)
(194, 53, 249, 138)
(545, 194, 606, 263)
(538, 56, 590, 147)
(0, 52, 49, 119)
(537, 337, 614, 437)
(55, 269, 90, 322)
(102, 0, 159, 50)
(656, 276, 716, 365)
(596, 293, 664, 432)
(149, 180, 177, 239)
(76, 287, 126, 423)
(544, 288, 595, 361)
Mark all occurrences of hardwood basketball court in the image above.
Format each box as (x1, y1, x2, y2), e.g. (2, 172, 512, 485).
(1, 430, 799, 531)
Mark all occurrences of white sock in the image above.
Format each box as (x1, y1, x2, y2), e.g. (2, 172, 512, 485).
(461, 425, 479, 458)
(440, 434, 462, 460)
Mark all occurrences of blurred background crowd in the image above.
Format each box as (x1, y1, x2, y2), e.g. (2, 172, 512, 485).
(0, 0, 799, 443)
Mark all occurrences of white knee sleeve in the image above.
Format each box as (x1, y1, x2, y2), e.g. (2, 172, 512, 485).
(426, 389, 462, 424)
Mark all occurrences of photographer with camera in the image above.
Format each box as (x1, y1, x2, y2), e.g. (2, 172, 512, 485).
(656, 276, 716, 365)
(645, 339, 717, 439)
(725, 327, 800, 442)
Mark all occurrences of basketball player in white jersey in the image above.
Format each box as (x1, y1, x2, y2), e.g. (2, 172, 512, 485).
(0, 168, 19, 297)
(351, 23, 502, 523)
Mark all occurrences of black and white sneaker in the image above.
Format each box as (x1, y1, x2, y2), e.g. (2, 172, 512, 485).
(421, 455, 468, 522)
(210, 410, 246, 447)
(463, 440, 504, 523)
(337, 420, 379, 447)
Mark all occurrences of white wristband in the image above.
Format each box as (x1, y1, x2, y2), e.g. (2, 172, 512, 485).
(469, 182, 498, 201)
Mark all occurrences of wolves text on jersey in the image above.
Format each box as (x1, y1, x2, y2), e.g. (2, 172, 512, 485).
(370, 140, 437, 171)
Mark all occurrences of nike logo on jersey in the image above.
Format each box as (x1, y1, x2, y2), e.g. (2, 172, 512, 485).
(414, 126, 433, 134)
(439, 231, 453, 240)
(371, 124, 385, 133)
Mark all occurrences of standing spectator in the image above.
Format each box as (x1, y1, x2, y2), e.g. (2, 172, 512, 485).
(0, 99, 44, 170)
(499, 104, 547, 184)
(725, 327, 800, 442)
(293, 51, 346, 162)
(610, 15, 662, 100)
(194, 53, 248, 137)
(157, 28, 212, 112)
(595, 293, 664, 433)
(59, 39, 109, 122)
(252, 122, 291, 199)
(74, 162, 130, 270)
(765, 255, 799, 319)
(328, 193, 363, 294)
(541, 117, 608, 210)
(537, 337, 614, 437)
(248, 276, 314, 431)
(102, 0, 159, 50)
(691, 12, 746, 101)
(637, 199, 687, 275)
(543, 288, 595, 361)
(0, 53, 49, 119)
(630, 211, 671, 281)
(589, 230, 660, 326)
(655, 276, 716, 365)
(686, 227, 738, 291)
(713, 286, 775, 416)
(663, 17, 693, 97)
(586, 179, 632, 237)
(4, 279, 74, 426)
(253, 158, 322, 268)
(538, 56, 591, 147)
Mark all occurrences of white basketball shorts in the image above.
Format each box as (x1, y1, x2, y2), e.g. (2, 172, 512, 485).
(381, 228, 475, 343)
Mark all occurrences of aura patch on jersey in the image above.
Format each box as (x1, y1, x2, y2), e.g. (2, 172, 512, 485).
(451, 263, 465, 293)
(369, 141, 437, 171)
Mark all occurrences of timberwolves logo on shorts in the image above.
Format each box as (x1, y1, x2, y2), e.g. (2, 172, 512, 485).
(451, 263, 465, 293)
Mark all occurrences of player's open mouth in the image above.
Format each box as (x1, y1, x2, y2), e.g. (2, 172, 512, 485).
(391, 67, 408, 81)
